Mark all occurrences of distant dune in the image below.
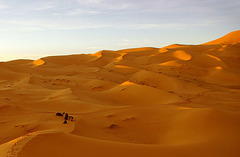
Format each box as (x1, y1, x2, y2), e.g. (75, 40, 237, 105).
(0, 31, 240, 157)
(203, 30, 240, 45)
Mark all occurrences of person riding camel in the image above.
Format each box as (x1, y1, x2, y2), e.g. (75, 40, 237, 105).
(65, 113, 69, 120)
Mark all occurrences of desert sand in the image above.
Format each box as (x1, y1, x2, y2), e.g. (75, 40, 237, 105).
(0, 30, 240, 157)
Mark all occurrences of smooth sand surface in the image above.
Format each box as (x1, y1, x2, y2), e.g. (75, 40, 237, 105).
(0, 31, 240, 157)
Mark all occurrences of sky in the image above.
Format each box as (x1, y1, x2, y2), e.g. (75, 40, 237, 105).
(0, 0, 239, 61)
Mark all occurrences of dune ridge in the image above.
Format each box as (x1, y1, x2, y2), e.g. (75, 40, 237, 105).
(203, 30, 240, 45)
(0, 31, 240, 157)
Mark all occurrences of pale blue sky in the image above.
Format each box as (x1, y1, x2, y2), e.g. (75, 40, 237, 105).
(0, 0, 239, 61)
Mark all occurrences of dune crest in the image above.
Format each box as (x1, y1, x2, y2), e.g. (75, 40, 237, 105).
(172, 50, 192, 60)
(0, 30, 240, 157)
(32, 59, 45, 67)
(203, 30, 240, 45)
(120, 80, 135, 86)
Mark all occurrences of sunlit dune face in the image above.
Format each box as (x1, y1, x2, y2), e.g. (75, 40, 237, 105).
(159, 60, 181, 67)
(159, 48, 169, 53)
(115, 65, 131, 69)
(173, 50, 192, 61)
(202, 30, 240, 45)
(8, 137, 21, 145)
(33, 59, 45, 67)
(115, 53, 126, 62)
(91, 51, 102, 58)
(207, 54, 222, 61)
(222, 45, 228, 48)
(8, 131, 37, 145)
(120, 81, 135, 86)
(215, 66, 223, 70)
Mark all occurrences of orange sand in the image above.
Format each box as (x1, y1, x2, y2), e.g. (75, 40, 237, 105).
(0, 31, 240, 157)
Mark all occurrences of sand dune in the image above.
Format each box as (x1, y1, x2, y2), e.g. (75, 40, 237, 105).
(0, 31, 240, 157)
(203, 30, 240, 45)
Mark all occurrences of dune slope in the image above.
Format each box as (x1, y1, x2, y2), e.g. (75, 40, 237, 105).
(0, 31, 240, 157)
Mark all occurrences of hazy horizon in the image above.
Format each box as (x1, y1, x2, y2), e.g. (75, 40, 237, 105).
(0, 0, 240, 61)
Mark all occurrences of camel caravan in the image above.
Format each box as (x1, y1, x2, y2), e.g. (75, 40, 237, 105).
(56, 112, 74, 124)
